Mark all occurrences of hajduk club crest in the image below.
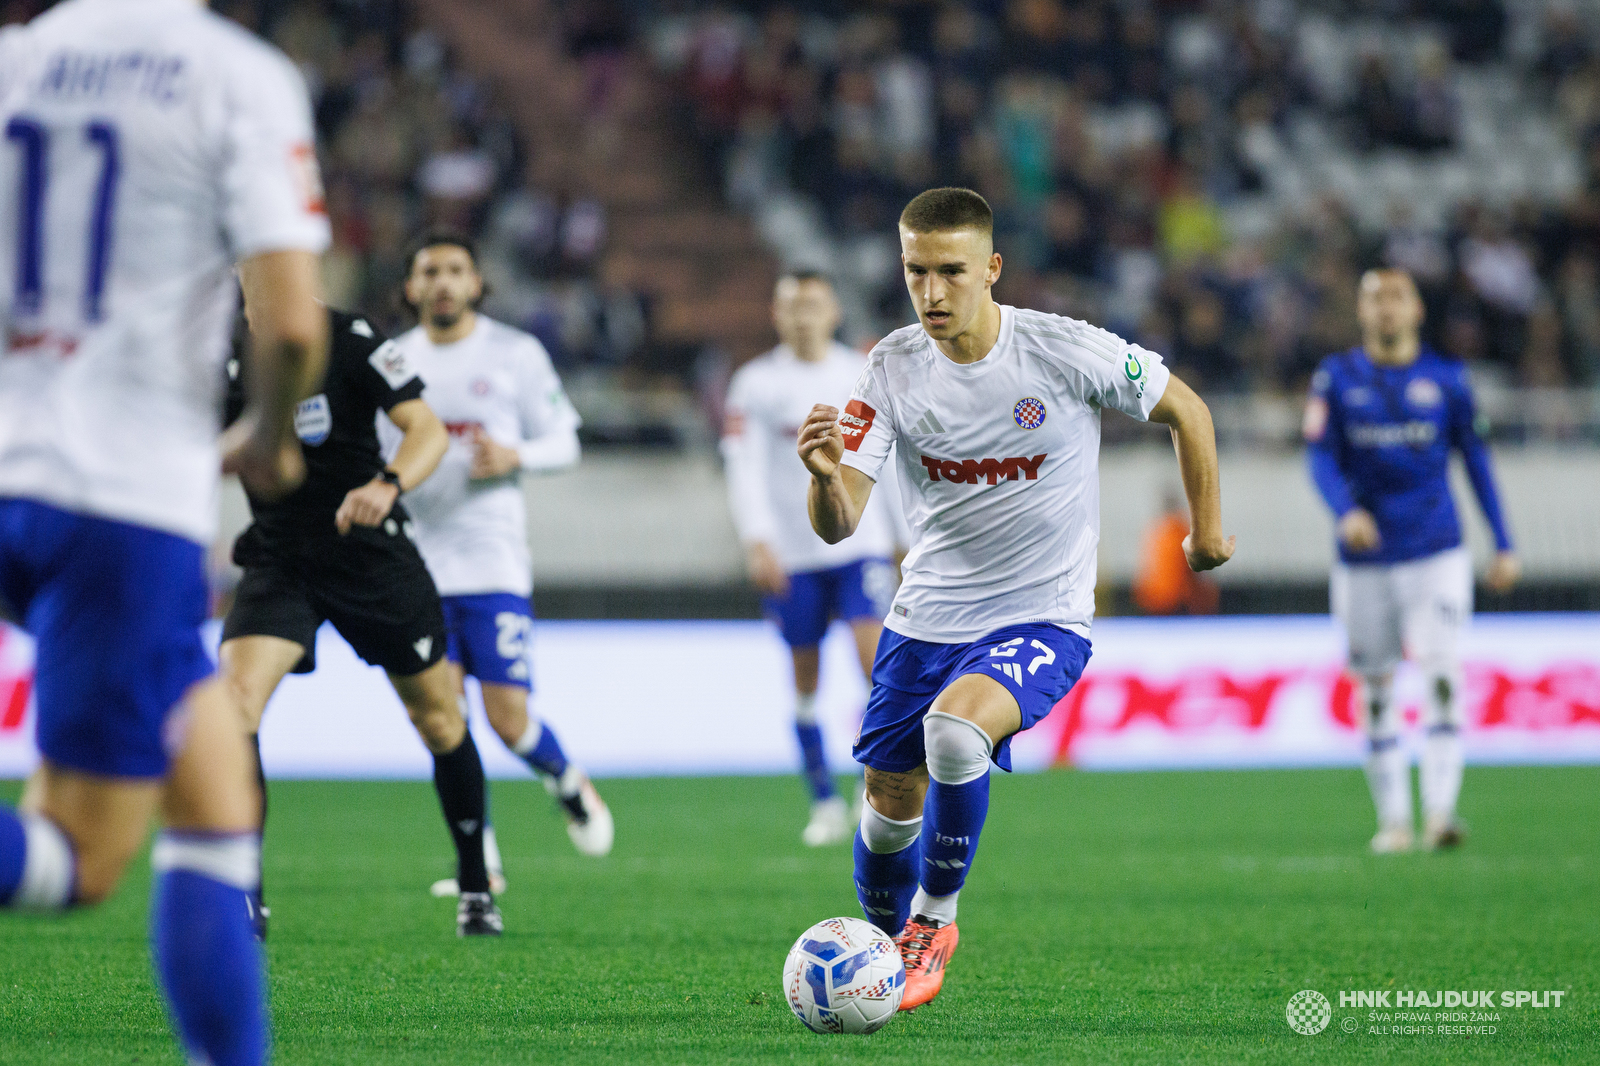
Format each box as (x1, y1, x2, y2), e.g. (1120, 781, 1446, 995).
(1013, 397, 1046, 430)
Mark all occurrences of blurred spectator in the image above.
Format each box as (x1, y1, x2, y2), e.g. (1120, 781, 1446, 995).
(1353, 52, 1409, 151)
(1426, 0, 1507, 64)
(630, 0, 1600, 404)
(1556, 251, 1600, 383)
(1041, 190, 1102, 278)
(1460, 212, 1542, 367)
(1352, 45, 1458, 152)
(419, 128, 497, 229)
(1159, 167, 1227, 266)
(1409, 41, 1460, 151)
(1538, 7, 1593, 91)
(1132, 492, 1219, 616)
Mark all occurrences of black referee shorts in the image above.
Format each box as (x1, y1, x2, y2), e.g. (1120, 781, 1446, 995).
(222, 520, 447, 677)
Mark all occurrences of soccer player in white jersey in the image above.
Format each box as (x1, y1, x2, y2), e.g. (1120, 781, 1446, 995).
(391, 234, 612, 891)
(723, 271, 906, 846)
(800, 189, 1234, 1010)
(0, 2, 329, 1062)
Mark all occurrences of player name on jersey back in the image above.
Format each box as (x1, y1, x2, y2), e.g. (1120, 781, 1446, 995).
(841, 306, 1170, 643)
(0, 0, 329, 543)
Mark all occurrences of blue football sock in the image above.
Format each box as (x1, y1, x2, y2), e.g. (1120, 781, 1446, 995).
(853, 827, 918, 936)
(0, 807, 25, 904)
(795, 722, 836, 801)
(150, 832, 267, 1066)
(919, 772, 990, 899)
(516, 719, 570, 781)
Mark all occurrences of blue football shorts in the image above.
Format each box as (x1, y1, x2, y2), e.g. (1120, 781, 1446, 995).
(0, 498, 214, 778)
(763, 557, 897, 648)
(440, 592, 535, 689)
(854, 622, 1092, 773)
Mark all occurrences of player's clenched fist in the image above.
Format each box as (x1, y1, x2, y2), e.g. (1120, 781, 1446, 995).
(334, 477, 400, 534)
(1337, 507, 1382, 553)
(221, 413, 306, 500)
(1182, 532, 1237, 572)
(798, 404, 844, 478)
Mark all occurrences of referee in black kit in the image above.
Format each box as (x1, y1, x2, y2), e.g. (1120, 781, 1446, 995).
(218, 304, 502, 938)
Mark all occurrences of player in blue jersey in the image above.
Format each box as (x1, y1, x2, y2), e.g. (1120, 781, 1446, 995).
(1305, 268, 1520, 853)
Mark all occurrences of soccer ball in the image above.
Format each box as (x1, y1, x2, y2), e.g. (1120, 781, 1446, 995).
(782, 916, 905, 1034)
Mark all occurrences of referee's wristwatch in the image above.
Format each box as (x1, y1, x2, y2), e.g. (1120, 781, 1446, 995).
(378, 467, 403, 492)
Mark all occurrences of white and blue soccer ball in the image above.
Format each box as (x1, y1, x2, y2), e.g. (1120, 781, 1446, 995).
(782, 916, 905, 1034)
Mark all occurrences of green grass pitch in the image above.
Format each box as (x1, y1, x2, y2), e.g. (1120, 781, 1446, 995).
(1, 766, 1596, 1064)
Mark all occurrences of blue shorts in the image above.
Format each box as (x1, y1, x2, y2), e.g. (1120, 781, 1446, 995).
(764, 558, 896, 648)
(854, 623, 1091, 773)
(0, 498, 213, 778)
(441, 593, 535, 689)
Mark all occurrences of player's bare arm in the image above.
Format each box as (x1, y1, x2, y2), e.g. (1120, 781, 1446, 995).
(225, 250, 329, 499)
(800, 403, 874, 543)
(1148, 374, 1235, 572)
(334, 397, 447, 534)
(745, 542, 790, 597)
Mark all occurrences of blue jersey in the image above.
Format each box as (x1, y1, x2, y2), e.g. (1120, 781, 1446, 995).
(1304, 347, 1512, 565)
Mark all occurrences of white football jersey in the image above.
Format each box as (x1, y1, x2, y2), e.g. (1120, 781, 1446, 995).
(385, 316, 580, 597)
(841, 305, 1171, 643)
(722, 342, 905, 573)
(0, 0, 329, 543)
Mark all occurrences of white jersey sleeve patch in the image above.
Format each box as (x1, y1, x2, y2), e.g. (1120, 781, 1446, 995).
(1068, 320, 1170, 422)
(368, 340, 415, 389)
(219, 46, 330, 258)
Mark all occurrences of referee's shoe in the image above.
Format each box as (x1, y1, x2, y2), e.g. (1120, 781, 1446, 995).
(457, 892, 503, 937)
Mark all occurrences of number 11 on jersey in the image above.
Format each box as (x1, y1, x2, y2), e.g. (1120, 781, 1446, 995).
(6, 115, 121, 323)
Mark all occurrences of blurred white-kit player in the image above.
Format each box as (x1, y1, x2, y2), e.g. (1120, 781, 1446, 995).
(388, 233, 613, 893)
(1, 1, 331, 1061)
(722, 272, 907, 846)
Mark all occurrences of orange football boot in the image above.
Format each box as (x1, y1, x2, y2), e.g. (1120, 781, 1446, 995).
(894, 918, 959, 1010)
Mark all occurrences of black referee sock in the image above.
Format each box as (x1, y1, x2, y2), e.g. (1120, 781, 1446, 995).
(249, 732, 267, 905)
(432, 732, 490, 894)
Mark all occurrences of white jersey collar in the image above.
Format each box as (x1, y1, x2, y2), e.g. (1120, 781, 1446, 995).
(929, 303, 1014, 378)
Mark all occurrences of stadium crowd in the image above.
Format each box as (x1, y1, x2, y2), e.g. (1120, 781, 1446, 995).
(663, 0, 1600, 394)
(0, 0, 649, 373)
(242, 0, 655, 372)
(8, 0, 1600, 403)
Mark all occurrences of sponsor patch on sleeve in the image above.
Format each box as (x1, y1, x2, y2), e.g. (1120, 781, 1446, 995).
(290, 142, 326, 216)
(368, 340, 414, 389)
(839, 399, 876, 452)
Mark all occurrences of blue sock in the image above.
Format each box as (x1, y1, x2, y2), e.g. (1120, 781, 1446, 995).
(150, 833, 267, 1066)
(853, 827, 918, 936)
(795, 722, 836, 801)
(0, 807, 24, 904)
(919, 773, 990, 899)
(518, 720, 570, 780)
